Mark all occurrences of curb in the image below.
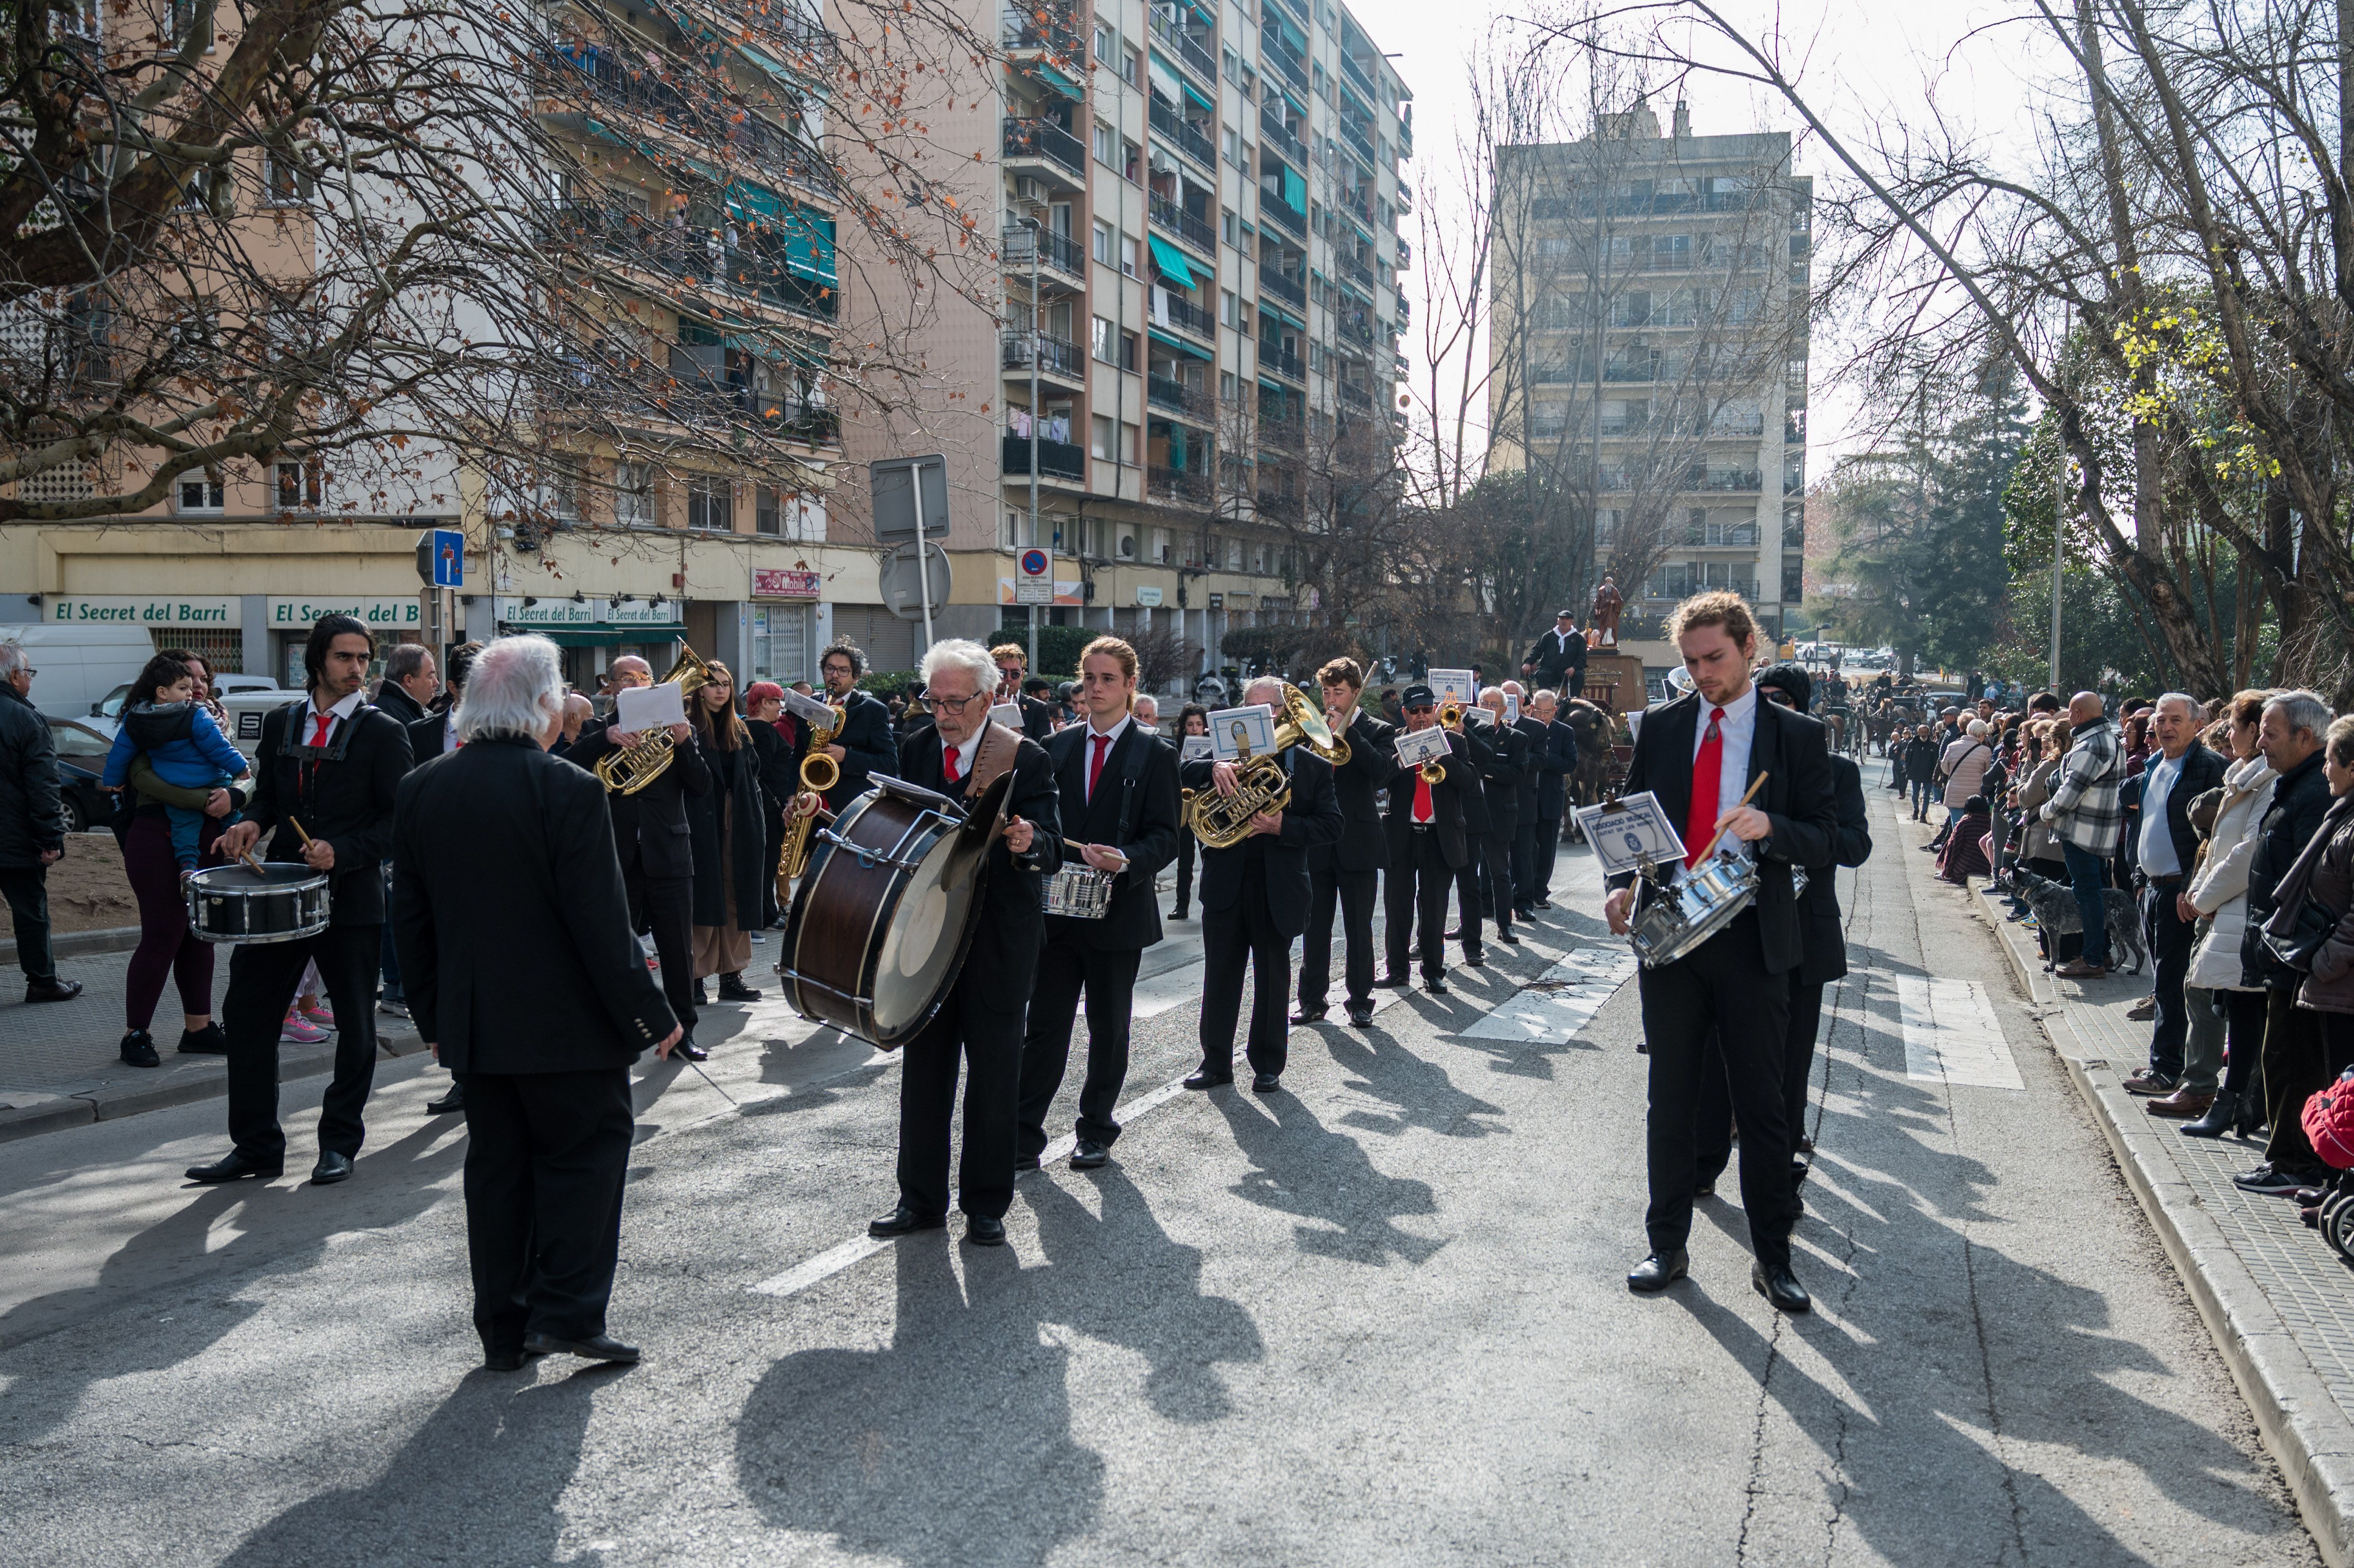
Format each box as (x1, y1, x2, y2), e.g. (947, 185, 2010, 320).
(0, 1034, 426, 1145)
(1971, 881, 2354, 1567)
(0, 924, 142, 965)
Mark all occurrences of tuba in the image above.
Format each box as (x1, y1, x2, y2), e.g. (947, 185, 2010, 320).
(593, 645, 712, 795)
(1184, 685, 1351, 850)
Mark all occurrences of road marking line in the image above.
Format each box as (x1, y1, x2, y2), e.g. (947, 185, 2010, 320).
(1457, 947, 1636, 1041)
(1895, 975, 2022, 1090)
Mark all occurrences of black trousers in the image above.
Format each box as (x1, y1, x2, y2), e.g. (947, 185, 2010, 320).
(457, 1067, 634, 1352)
(1473, 826, 1515, 934)
(1301, 864, 1378, 1009)
(1695, 978, 1826, 1183)
(0, 866, 54, 983)
(760, 803, 788, 928)
(1637, 912, 1795, 1265)
(898, 970, 1029, 1220)
(2141, 877, 2196, 1079)
(2262, 987, 2335, 1174)
(1509, 819, 1538, 911)
(1382, 830, 1454, 982)
(1015, 934, 1142, 1157)
(1533, 813, 1563, 901)
(1173, 833, 1196, 913)
(1200, 857, 1292, 1076)
(222, 920, 382, 1162)
(627, 872, 697, 1035)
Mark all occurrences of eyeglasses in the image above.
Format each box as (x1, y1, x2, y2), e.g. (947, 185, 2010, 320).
(927, 691, 987, 713)
(1405, 704, 1435, 715)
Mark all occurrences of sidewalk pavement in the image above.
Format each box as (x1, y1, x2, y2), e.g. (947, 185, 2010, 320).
(1930, 817, 2354, 1567)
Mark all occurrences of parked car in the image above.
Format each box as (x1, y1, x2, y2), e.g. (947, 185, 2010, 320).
(44, 717, 117, 835)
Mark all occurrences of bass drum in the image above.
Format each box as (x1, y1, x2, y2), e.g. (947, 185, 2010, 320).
(780, 772, 1013, 1049)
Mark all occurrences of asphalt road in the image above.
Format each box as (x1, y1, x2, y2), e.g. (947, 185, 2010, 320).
(0, 783, 2321, 1566)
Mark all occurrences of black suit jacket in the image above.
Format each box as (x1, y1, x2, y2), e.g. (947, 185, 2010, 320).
(1608, 690, 1837, 976)
(1044, 719, 1183, 950)
(1509, 714, 1552, 818)
(244, 699, 412, 925)
(894, 727, 1064, 1010)
(1798, 753, 1874, 987)
(1452, 722, 1495, 835)
(1523, 629, 1587, 687)
(1180, 748, 1343, 938)
(1016, 695, 1058, 743)
(1469, 715, 1525, 831)
(561, 718, 712, 882)
(1314, 707, 1398, 874)
(392, 736, 674, 1071)
(404, 711, 453, 767)
(1535, 719, 1579, 817)
(1381, 728, 1472, 870)
(827, 690, 896, 809)
(372, 682, 430, 728)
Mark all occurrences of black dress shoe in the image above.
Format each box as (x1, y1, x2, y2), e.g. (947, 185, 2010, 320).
(185, 1151, 282, 1184)
(692, 979, 710, 1005)
(1693, 1179, 1716, 1198)
(120, 1029, 161, 1068)
(965, 1214, 1007, 1247)
(673, 1035, 710, 1063)
(1251, 1072, 1282, 1094)
(24, 976, 83, 1004)
(1627, 1249, 1689, 1292)
(1498, 930, 1521, 946)
(868, 1205, 947, 1238)
(1290, 1006, 1328, 1024)
(1444, 928, 1468, 940)
(522, 1330, 640, 1364)
(1533, 897, 1554, 910)
(1183, 1067, 1234, 1090)
(1071, 1140, 1110, 1170)
(1753, 1259, 1811, 1313)
(176, 1023, 228, 1055)
(311, 1151, 355, 1186)
(1463, 953, 1487, 968)
(1013, 1155, 1042, 1172)
(1346, 1002, 1375, 1027)
(717, 973, 763, 1002)
(424, 1083, 465, 1115)
(1374, 974, 1409, 989)
(1423, 977, 1450, 995)
(483, 1349, 526, 1372)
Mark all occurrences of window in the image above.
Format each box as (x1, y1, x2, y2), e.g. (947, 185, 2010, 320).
(1093, 21, 1115, 61)
(1119, 330, 1139, 372)
(1221, 206, 1238, 247)
(1092, 314, 1117, 363)
(1219, 370, 1237, 401)
(756, 485, 783, 535)
(1120, 233, 1138, 277)
(686, 474, 732, 532)
(1222, 45, 1238, 82)
(1092, 413, 1115, 459)
(749, 603, 813, 685)
(260, 151, 309, 206)
(614, 461, 654, 527)
(1122, 138, 1142, 183)
(1221, 289, 1238, 326)
(274, 459, 324, 512)
(177, 475, 224, 514)
(1121, 45, 1141, 86)
(1120, 421, 1140, 462)
(1092, 218, 1115, 266)
(1093, 121, 1118, 169)
(1222, 124, 1241, 167)
(1153, 525, 1173, 563)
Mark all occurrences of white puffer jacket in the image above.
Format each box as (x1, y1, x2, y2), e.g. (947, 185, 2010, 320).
(2186, 753, 2279, 992)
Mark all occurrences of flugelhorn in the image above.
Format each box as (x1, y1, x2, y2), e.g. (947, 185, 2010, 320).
(593, 645, 711, 795)
(1184, 686, 1350, 849)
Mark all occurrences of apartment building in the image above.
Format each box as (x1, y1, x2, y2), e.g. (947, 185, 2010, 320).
(832, 0, 1414, 681)
(1487, 100, 1812, 662)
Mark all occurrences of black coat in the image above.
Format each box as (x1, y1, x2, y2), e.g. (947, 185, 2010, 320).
(1798, 753, 1874, 987)
(561, 718, 711, 882)
(0, 682, 62, 869)
(1043, 718, 1183, 950)
(1381, 727, 1473, 870)
(1534, 718, 1580, 818)
(1608, 690, 1838, 977)
(372, 681, 431, 728)
(392, 736, 674, 1072)
(1510, 714, 1552, 819)
(2244, 748, 2336, 989)
(892, 726, 1063, 1010)
(826, 690, 896, 810)
(1180, 748, 1343, 938)
(244, 698, 412, 925)
(2119, 742, 2227, 880)
(687, 730, 767, 930)
(1452, 723, 1495, 835)
(1016, 695, 1058, 743)
(1314, 707, 1398, 875)
(1897, 735, 1941, 785)
(404, 711, 453, 765)
(747, 720, 806, 817)
(1522, 628, 1588, 689)
(1470, 716, 1525, 832)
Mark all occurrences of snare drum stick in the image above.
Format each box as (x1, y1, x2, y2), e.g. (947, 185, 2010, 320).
(1692, 773, 1769, 864)
(287, 817, 315, 849)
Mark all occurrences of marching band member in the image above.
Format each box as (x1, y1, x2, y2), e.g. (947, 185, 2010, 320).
(1296, 658, 1396, 1028)
(186, 615, 412, 1187)
(815, 640, 896, 811)
(1527, 689, 1580, 907)
(795, 639, 1062, 1248)
(1014, 638, 1182, 1171)
(1606, 593, 1837, 1313)
(1473, 688, 1529, 944)
(1380, 684, 1472, 995)
(1169, 704, 1210, 919)
(1444, 696, 1498, 963)
(1501, 680, 1557, 919)
(1181, 677, 1342, 1094)
(991, 643, 1061, 742)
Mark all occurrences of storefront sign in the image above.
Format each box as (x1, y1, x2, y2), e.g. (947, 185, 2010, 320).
(45, 596, 239, 627)
(1133, 585, 1165, 608)
(751, 567, 821, 599)
(493, 595, 600, 628)
(266, 597, 422, 630)
(607, 598, 682, 626)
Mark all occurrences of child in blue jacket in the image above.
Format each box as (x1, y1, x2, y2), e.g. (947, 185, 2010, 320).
(101, 668, 247, 873)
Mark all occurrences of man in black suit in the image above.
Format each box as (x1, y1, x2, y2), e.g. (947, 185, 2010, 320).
(391, 635, 682, 1369)
(1297, 657, 1397, 1029)
(1527, 688, 1580, 906)
(1015, 636, 1182, 1171)
(1500, 682, 1551, 921)
(395, 641, 481, 1113)
(187, 615, 413, 1187)
(560, 654, 712, 1061)
(373, 643, 438, 728)
(1181, 677, 1343, 1092)
(993, 643, 1061, 742)
(812, 639, 1062, 1247)
(1381, 684, 1471, 995)
(815, 639, 897, 811)
(1468, 689, 1527, 947)
(1444, 703, 1497, 963)
(1607, 593, 1836, 1314)
(1522, 608, 1588, 695)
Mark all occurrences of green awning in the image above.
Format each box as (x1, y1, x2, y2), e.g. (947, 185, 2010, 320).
(1260, 297, 1305, 329)
(1150, 327, 1213, 361)
(1279, 165, 1307, 208)
(1283, 87, 1308, 117)
(1181, 76, 1215, 112)
(1019, 60, 1083, 100)
(1180, 0, 1215, 25)
(1147, 234, 1198, 289)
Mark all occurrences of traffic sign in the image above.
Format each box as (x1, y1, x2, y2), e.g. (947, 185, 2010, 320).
(879, 542, 953, 623)
(415, 528, 464, 587)
(869, 456, 950, 540)
(1016, 547, 1053, 605)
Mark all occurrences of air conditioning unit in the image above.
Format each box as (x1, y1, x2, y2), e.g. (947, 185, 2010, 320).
(1014, 178, 1049, 206)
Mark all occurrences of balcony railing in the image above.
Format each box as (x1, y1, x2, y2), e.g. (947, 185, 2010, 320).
(1261, 192, 1307, 239)
(1147, 374, 1211, 417)
(1260, 28, 1307, 90)
(1339, 48, 1373, 99)
(1259, 415, 1305, 453)
(1003, 117, 1086, 178)
(1340, 254, 1376, 294)
(1339, 117, 1375, 169)
(544, 201, 838, 324)
(1259, 106, 1307, 166)
(559, 348, 840, 444)
(1338, 382, 1374, 412)
(1149, 464, 1212, 502)
(1003, 432, 1087, 479)
(1261, 269, 1306, 309)
(1148, 193, 1215, 256)
(1001, 329, 1087, 378)
(1147, 10, 1216, 83)
(1155, 293, 1217, 339)
(1000, 8, 1081, 54)
(545, 48, 831, 199)
(1692, 468, 1764, 492)
(1148, 99, 1215, 173)
(1261, 344, 1306, 383)
(1256, 489, 1303, 522)
(1002, 224, 1087, 280)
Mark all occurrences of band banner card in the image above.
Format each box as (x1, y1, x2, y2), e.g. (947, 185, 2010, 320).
(1181, 735, 1214, 762)
(1427, 668, 1477, 705)
(782, 689, 836, 726)
(614, 681, 685, 733)
(1572, 791, 1686, 877)
(1207, 704, 1276, 761)
(989, 701, 1022, 730)
(1394, 725, 1449, 771)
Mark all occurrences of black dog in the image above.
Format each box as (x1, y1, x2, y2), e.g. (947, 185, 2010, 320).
(2005, 868, 2148, 974)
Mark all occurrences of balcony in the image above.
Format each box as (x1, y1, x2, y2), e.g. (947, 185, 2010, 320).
(1004, 224, 1087, 282)
(1339, 118, 1376, 169)
(1261, 192, 1307, 240)
(1340, 48, 1374, 100)
(1338, 382, 1374, 412)
(1261, 344, 1306, 383)
(1149, 464, 1212, 503)
(1155, 293, 1217, 341)
(1259, 415, 1305, 453)
(1148, 193, 1215, 257)
(1256, 489, 1303, 523)
(1002, 432, 1087, 479)
(1396, 237, 1411, 268)
(1148, 99, 1215, 174)
(1147, 9, 1216, 83)
(1340, 254, 1376, 295)
(1260, 269, 1306, 310)
(1260, 29, 1307, 90)
(1003, 117, 1086, 180)
(1001, 7, 1081, 55)
(545, 48, 832, 200)
(1691, 468, 1765, 492)
(1000, 329, 1088, 381)
(1148, 374, 1212, 418)
(1259, 106, 1307, 167)
(544, 202, 838, 325)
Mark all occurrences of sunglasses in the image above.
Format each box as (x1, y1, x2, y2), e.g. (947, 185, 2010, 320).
(1405, 703, 1436, 715)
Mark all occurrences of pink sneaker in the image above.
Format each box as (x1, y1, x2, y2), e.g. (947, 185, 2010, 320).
(280, 1008, 329, 1044)
(298, 998, 336, 1031)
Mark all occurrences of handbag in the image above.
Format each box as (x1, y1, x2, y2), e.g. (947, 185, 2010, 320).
(2264, 896, 2342, 974)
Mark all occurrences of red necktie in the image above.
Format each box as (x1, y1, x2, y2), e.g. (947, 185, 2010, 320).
(943, 742, 961, 785)
(1413, 751, 1434, 822)
(1089, 733, 1110, 801)
(310, 712, 333, 748)
(1686, 706, 1726, 867)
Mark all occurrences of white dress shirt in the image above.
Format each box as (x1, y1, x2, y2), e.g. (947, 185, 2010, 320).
(1690, 683, 1759, 826)
(2138, 751, 2184, 877)
(302, 688, 365, 748)
(1080, 713, 1131, 803)
(941, 725, 984, 784)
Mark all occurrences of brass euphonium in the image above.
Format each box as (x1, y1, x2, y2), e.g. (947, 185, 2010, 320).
(593, 645, 712, 795)
(777, 697, 846, 890)
(1184, 685, 1351, 850)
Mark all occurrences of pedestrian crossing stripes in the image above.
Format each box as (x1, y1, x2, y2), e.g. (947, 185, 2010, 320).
(1895, 975, 2023, 1090)
(1456, 947, 1637, 1042)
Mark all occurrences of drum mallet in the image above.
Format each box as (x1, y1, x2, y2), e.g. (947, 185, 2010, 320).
(1691, 773, 1769, 864)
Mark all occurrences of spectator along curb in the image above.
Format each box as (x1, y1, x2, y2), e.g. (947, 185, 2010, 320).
(1971, 880, 2354, 1568)
(0, 1033, 430, 1145)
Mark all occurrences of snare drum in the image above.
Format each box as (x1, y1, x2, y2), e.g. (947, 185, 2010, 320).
(186, 863, 332, 945)
(1627, 853, 1758, 968)
(1043, 865, 1116, 919)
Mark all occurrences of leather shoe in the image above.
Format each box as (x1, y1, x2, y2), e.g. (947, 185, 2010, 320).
(2146, 1087, 2215, 1119)
(1693, 1179, 1716, 1198)
(1346, 1002, 1375, 1027)
(1498, 930, 1521, 946)
(1290, 1006, 1328, 1024)
(1752, 1259, 1812, 1313)
(1251, 1072, 1282, 1094)
(24, 976, 83, 1004)
(1374, 974, 1409, 989)
(1071, 1140, 1109, 1170)
(1627, 1249, 1689, 1292)
(1423, 977, 1450, 996)
(522, 1330, 639, 1364)
(1533, 897, 1553, 910)
(1012, 1155, 1041, 1172)
(2052, 959, 2108, 979)
(311, 1151, 354, 1185)
(1444, 928, 1467, 940)
(1183, 1067, 1234, 1090)
(1463, 953, 1487, 967)
(185, 1151, 282, 1184)
(717, 974, 762, 1002)
(868, 1205, 947, 1237)
(673, 1035, 710, 1063)
(965, 1214, 1007, 1247)
(483, 1349, 526, 1372)
(424, 1083, 465, 1115)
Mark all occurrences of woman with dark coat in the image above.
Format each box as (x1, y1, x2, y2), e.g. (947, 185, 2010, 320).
(685, 661, 767, 1004)
(742, 682, 804, 928)
(1170, 703, 1209, 920)
(2274, 716, 2354, 1050)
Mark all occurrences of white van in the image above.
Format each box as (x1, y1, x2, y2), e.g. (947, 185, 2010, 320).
(0, 623, 159, 721)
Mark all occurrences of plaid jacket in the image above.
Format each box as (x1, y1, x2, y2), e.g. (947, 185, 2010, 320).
(2042, 715, 2125, 854)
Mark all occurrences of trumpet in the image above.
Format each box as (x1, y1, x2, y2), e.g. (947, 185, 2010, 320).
(593, 645, 711, 795)
(1184, 686, 1351, 849)
(777, 698, 846, 891)
(1438, 699, 1465, 731)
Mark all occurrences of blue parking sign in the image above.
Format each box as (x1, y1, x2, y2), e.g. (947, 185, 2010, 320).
(430, 528, 464, 588)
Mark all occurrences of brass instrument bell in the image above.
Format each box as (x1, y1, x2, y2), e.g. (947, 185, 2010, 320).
(592, 644, 712, 795)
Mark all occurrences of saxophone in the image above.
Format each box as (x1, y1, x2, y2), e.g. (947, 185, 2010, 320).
(776, 697, 846, 894)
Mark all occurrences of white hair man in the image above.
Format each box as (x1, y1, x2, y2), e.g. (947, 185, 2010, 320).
(392, 635, 681, 1369)
(1133, 693, 1160, 731)
(2129, 691, 2232, 1117)
(1181, 675, 1343, 1093)
(1, 638, 83, 1004)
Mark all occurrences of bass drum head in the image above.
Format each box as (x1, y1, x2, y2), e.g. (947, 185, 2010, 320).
(869, 828, 980, 1042)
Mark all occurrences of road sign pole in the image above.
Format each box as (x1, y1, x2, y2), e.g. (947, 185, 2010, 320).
(911, 464, 934, 656)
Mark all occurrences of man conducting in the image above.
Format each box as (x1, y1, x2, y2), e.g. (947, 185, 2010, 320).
(394, 635, 682, 1369)
(1296, 657, 1397, 1028)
